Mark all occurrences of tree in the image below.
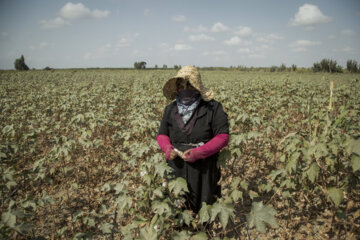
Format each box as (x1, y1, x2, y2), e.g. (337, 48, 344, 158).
(291, 64, 297, 72)
(134, 61, 146, 69)
(154, 64, 158, 69)
(270, 66, 277, 72)
(312, 59, 342, 73)
(279, 63, 286, 72)
(14, 55, 29, 70)
(346, 60, 359, 73)
(162, 64, 167, 69)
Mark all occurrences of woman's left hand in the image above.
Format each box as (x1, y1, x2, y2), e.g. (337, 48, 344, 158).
(183, 149, 198, 163)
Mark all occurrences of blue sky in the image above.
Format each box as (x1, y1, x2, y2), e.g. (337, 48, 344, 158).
(0, 0, 359, 69)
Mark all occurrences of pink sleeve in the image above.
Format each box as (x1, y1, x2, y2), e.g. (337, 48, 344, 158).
(186, 133, 229, 162)
(156, 134, 174, 160)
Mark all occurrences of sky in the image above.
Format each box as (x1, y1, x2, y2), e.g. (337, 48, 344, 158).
(0, 0, 359, 69)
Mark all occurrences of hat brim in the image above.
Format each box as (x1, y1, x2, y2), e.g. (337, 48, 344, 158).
(162, 77, 214, 101)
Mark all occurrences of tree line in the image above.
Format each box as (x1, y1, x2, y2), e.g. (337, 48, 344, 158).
(12, 55, 360, 73)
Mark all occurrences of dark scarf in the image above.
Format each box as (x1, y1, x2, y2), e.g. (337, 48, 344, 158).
(174, 90, 201, 135)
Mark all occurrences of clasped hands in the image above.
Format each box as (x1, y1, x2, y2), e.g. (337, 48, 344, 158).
(166, 146, 198, 163)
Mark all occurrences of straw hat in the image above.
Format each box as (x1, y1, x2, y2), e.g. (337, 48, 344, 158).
(163, 65, 214, 101)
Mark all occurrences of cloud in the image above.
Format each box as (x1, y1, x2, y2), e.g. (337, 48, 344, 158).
(292, 47, 307, 53)
(328, 34, 336, 39)
(211, 22, 229, 32)
(224, 36, 251, 46)
(202, 50, 226, 56)
(184, 25, 208, 33)
(40, 17, 71, 29)
(174, 44, 192, 51)
(237, 48, 251, 53)
(233, 26, 253, 37)
(333, 47, 354, 53)
(341, 29, 356, 36)
(29, 42, 49, 50)
(292, 40, 322, 47)
(188, 34, 215, 42)
(1, 32, 8, 37)
(249, 53, 265, 59)
(256, 33, 283, 43)
(290, 4, 331, 27)
(172, 15, 187, 22)
(59, 2, 109, 19)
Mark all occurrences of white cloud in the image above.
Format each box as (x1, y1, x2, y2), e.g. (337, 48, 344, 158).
(224, 36, 251, 46)
(237, 48, 251, 53)
(1, 32, 8, 37)
(333, 47, 354, 53)
(159, 43, 169, 49)
(59, 2, 109, 19)
(249, 53, 265, 59)
(174, 44, 192, 51)
(234, 26, 253, 37)
(328, 34, 336, 39)
(29, 42, 49, 50)
(290, 4, 331, 27)
(40, 17, 71, 29)
(211, 22, 229, 32)
(172, 15, 187, 22)
(115, 38, 130, 48)
(202, 50, 226, 56)
(292, 47, 307, 52)
(293, 40, 322, 47)
(39, 42, 48, 48)
(188, 34, 215, 42)
(256, 33, 284, 43)
(184, 25, 208, 33)
(341, 29, 356, 36)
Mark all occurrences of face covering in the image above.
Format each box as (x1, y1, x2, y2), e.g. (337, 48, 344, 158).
(178, 89, 200, 105)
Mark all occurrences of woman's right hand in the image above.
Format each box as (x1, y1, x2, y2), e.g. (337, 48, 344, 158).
(168, 149, 177, 160)
(166, 147, 177, 160)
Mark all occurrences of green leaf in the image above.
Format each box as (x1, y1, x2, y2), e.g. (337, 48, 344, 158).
(154, 161, 172, 178)
(304, 162, 320, 183)
(169, 177, 189, 195)
(247, 201, 278, 233)
(16, 222, 33, 234)
(151, 200, 171, 216)
(199, 202, 210, 224)
(140, 225, 157, 240)
(73, 232, 93, 239)
(314, 143, 328, 159)
(286, 151, 300, 174)
(327, 187, 343, 207)
(240, 180, 249, 191)
(191, 232, 208, 240)
(351, 154, 360, 172)
(115, 195, 132, 216)
(100, 222, 113, 234)
(1, 211, 16, 228)
(210, 198, 234, 229)
(231, 190, 243, 202)
(180, 210, 194, 226)
(268, 169, 286, 181)
(344, 137, 360, 156)
(230, 177, 241, 189)
(217, 149, 231, 168)
(172, 230, 191, 240)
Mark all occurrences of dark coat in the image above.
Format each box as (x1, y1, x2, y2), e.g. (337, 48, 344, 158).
(158, 99, 229, 212)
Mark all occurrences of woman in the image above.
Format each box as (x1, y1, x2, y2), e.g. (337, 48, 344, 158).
(157, 66, 229, 213)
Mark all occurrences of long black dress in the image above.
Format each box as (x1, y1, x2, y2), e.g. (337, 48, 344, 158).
(158, 99, 229, 212)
